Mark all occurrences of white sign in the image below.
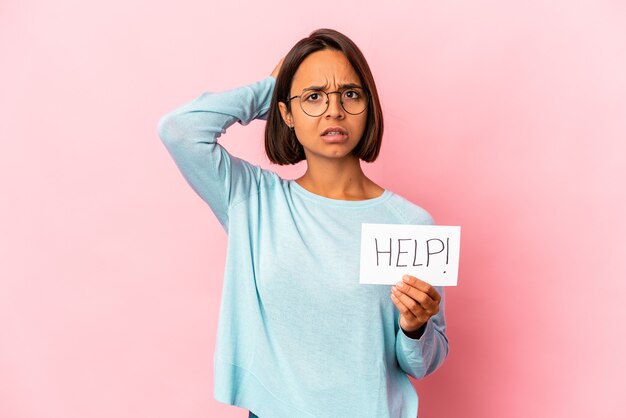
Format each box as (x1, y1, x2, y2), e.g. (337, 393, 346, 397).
(359, 223, 461, 286)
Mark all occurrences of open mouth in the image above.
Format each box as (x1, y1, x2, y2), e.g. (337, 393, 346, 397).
(321, 127, 348, 142)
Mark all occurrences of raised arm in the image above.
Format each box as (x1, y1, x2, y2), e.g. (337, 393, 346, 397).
(157, 76, 276, 231)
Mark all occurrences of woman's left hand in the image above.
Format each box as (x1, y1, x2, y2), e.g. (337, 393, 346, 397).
(390, 275, 441, 334)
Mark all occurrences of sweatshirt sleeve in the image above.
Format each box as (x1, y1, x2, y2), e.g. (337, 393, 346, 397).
(157, 76, 276, 232)
(395, 286, 449, 380)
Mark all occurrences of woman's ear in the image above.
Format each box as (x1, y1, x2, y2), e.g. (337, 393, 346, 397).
(278, 102, 293, 128)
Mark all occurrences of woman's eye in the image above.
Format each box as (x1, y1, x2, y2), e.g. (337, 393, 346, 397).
(305, 92, 322, 102)
(344, 90, 359, 99)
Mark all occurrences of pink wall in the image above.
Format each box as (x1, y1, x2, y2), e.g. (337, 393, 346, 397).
(1, 1, 624, 417)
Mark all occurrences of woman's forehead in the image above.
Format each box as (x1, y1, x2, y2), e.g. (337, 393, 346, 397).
(291, 50, 361, 91)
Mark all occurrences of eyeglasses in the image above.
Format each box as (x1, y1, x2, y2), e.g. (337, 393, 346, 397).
(286, 87, 369, 117)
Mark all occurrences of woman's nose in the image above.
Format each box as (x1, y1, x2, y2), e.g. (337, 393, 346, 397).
(324, 92, 345, 118)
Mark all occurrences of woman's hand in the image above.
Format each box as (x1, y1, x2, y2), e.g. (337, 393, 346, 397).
(390, 275, 441, 336)
(270, 56, 285, 79)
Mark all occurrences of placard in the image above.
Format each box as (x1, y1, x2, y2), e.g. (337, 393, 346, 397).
(359, 223, 461, 286)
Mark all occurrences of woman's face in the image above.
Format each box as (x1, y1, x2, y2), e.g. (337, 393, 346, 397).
(278, 49, 368, 163)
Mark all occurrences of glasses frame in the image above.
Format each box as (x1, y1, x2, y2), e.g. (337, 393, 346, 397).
(286, 87, 369, 117)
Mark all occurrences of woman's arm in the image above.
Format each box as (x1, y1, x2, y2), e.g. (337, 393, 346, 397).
(395, 286, 449, 379)
(157, 76, 275, 231)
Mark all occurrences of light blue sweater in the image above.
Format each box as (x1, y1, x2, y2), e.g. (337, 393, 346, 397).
(157, 76, 448, 418)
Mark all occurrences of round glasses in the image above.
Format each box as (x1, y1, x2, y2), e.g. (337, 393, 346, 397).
(286, 87, 369, 117)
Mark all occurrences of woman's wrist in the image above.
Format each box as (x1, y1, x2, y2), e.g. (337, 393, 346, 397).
(402, 322, 427, 340)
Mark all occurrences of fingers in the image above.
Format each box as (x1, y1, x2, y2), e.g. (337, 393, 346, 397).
(394, 281, 434, 309)
(390, 289, 431, 329)
(270, 57, 285, 78)
(391, 275, 442, 333)
(391, 287, 425, 319)
(392, 275, 441, 317)
(401, 275, 441, 303)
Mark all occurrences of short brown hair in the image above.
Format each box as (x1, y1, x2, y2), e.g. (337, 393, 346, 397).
(265, 28, 384, 165)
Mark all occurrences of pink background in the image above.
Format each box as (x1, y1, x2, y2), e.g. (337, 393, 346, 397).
(1, 1, 625, 417)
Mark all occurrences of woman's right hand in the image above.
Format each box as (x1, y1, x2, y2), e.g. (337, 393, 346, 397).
(270, 57, 285, 79)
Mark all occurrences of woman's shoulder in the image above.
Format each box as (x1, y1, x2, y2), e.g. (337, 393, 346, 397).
(385, 189, 435, 225)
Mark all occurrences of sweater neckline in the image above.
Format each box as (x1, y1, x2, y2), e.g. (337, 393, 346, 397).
(289, 180, 392, 208)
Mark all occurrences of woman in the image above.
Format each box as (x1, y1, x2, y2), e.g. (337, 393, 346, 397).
(158, 28, 448, 418)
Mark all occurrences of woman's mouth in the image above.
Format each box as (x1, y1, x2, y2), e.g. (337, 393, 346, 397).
(321, 127, 348, 143)
(322, 132, 348, 142)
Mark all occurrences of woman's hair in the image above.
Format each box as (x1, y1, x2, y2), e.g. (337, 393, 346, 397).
(265, 28, 384, 165)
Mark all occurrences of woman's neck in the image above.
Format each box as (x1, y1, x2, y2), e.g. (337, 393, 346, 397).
(295, 155, 384, 200)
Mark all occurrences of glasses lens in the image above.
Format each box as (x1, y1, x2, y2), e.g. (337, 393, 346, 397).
(299, 88, 368, 116)
(300, 90, 327, 116)
(341, 88, 368, 115)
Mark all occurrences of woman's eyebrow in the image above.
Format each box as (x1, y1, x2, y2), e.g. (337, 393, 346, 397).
(302, 82, 363, 91)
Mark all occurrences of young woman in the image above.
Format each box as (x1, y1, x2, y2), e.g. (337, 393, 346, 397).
(158, 28, 448, 418)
